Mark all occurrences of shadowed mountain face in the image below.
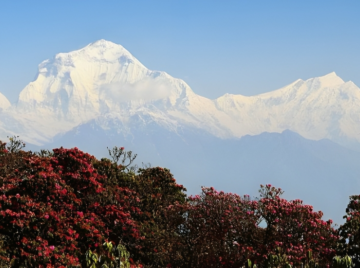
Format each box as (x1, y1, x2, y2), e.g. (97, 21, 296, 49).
(26, 121, 360, 225)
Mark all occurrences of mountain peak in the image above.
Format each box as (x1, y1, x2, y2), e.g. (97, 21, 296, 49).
(53, 39, 137, 64)
(316, 72, 344, 87)
(88, 39, 119, 49)
(7, 41, 360, 150)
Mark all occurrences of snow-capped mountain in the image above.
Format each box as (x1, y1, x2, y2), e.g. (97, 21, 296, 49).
(6, 39, 236, 144)
(1, 39, 360, 223)
(1, 39, 360, 149)
(215, 72, 360, 146)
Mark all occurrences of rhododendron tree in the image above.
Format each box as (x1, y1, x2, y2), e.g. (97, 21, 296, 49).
(165, 185, 339, 267)
(0, 138, 346, 267)
(129, 167, 187, 266)
(93, 155, 187, 267)
(166, 187, 260, 267)
(257, 184, 338, 267)
(0, 141, 141, 267)
(338, 194, 360, 266)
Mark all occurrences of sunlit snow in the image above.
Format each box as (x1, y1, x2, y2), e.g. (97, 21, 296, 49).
(0, 40, 360, 149)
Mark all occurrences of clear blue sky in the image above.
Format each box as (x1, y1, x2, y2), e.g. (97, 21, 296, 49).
(0, 1, 359, 103)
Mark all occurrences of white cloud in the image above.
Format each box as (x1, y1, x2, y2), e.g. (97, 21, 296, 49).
(99, 78, 172, 103)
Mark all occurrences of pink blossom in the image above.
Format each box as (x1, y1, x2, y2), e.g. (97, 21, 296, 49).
(77, 211, 84, 217)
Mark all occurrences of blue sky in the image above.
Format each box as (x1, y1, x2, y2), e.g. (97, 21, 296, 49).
(0, 1, 359, 102)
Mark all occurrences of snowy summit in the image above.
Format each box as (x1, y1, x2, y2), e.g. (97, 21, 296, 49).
(0, 40, 360, 148)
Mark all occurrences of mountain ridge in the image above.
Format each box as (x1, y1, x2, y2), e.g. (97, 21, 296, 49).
(24, 124, 360, 224)
(1, 40, 360, 223)
(0, 40, 360, 149)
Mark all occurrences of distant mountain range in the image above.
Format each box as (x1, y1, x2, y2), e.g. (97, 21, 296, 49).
(1, 39, 360, 224)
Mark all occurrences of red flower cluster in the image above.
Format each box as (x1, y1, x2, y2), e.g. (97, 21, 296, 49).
(0, 139, 351, 267)
(0, 144, 140, 267)
(164, 185, 338, 267)
(166, 186, 259, 267)
(257, 184, 338, 266)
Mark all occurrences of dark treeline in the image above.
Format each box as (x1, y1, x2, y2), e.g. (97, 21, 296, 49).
(0, 137, 359, 268)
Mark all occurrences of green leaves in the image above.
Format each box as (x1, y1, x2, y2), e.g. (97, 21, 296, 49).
(338, 195, 360, 266)
(6, 135, 25, 153)
(332, 255, 352, 268)
(266, 253, 287, 268)
(85, 242, 132, 268)
(247, 258, 257, 268)
(86, 249, 99, 268)
(107, 146, 137, 173)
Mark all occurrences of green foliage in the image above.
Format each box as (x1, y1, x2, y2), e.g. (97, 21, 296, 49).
(262, 247, 294, 268)
(85, 241, 132, 268)
(246, 259, 257, 268)
(304, 251, 320, 268)
(34, 149, 54, 158)
(265, 252, 292, 268)
(131, 167, 187, 266)
(338, 195, 360, 266)
(6, 135, 25, 153)
(107, 146, 137, 172)
(332, 255, 352, 268)
(94, 148, 187, 267)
